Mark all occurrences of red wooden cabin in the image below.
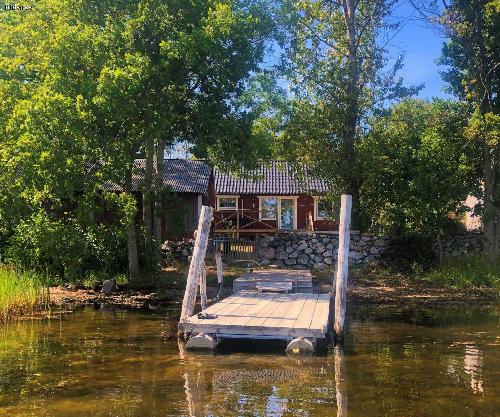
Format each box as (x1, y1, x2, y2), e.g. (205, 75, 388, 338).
(212, 161, 337, 237)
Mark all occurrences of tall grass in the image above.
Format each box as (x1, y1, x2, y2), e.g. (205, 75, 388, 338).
(0, 267, 49, 323)
(424, 256, 500, 289)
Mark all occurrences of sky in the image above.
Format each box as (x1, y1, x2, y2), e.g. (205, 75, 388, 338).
(386, 1, 450, 99)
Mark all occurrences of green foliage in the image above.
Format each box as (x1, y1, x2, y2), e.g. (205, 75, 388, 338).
(359, 99, 481, 235)
(0, 0, 275, 280)
(277, 0, 421, 213)
(424, 256, 500, 289)
(5, 210, 127, 282)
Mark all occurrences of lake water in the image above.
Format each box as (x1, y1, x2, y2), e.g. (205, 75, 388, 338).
(0, 303, 498, 417)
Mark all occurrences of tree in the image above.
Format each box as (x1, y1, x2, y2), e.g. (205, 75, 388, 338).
(277, 0, 420, 225)
(359, 99, 482, 259)
(0, 0, 273, 278)
(412, 0, 500, 256)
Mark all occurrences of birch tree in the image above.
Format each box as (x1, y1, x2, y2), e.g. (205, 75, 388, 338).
(279, 0, 420, 225)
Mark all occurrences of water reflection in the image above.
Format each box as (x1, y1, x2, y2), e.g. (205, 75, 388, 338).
(334, 345, 347, 417)
(464, 344, 483, 394)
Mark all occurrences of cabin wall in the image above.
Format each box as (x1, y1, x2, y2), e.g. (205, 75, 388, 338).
(213, 194, 337, 232)
(162, 193, 202, 240)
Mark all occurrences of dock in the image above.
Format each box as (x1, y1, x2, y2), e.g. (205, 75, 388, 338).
(179, 197, 352, 354)
(183, 292, 330, 342)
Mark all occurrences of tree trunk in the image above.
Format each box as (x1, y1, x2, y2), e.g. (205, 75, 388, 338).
(342, 0, 361, 224)
(154, 138, 165, 250)
(143, 136, 154, 234)
(482, 142, 499, 258)
(125, 163, 139, 280)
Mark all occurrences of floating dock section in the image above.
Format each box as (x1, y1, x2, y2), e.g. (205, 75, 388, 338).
(233, 269, 313, 293)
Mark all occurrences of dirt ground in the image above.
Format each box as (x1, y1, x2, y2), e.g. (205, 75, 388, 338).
(48, 267, 499, 310)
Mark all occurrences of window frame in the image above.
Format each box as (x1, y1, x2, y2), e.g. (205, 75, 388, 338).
(258, 196, 278, 220)
(216, 195, 239, 211)
(258, 196, 298, 230)
(314, 196, 328, 220)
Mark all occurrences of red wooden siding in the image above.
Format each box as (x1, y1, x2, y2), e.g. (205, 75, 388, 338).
(213, 194, 337, 233)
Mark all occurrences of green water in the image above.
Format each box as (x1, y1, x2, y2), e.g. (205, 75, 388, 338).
(0, 303, 498, 417)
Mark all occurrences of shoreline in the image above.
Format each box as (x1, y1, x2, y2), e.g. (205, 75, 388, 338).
(3, 278, 498, 325)
(49, 280, 499, 309)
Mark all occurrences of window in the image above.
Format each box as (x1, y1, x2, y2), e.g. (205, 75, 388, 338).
(259, 196, 297, 229)
(217, 196, 238, 210)
(259, 197, 277, 220)
(315, 196, 330, 220)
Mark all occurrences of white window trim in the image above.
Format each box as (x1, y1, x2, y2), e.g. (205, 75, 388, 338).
(314, 196, 326, 220)
(258, 196, 298, 229)
(278, 197, 298, 230)
(216, 195, 239, 211)
(258, 196, 278, 220)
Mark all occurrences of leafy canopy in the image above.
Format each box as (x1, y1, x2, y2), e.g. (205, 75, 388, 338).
(359, 99, 481, 235)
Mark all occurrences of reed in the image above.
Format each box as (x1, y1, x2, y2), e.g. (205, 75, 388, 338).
(0, 267, 49, 323)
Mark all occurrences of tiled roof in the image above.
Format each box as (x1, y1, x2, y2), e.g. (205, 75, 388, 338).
(214, 161, 327, 195)
(105, 159, 211, 194)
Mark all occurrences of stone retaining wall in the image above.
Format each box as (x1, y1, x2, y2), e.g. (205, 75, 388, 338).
(433, 233, 483, 258)
(259, 232, 389, 270)
(161, 232, 484, 267)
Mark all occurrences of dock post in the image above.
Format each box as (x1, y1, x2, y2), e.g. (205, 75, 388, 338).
(199, 262, 207, 310)
(333, 194, 352, 340)
(179, 205, 213, 332)
(215, 252, 224, 301)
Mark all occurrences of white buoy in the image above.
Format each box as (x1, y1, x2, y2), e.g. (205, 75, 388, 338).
(185, 333, 218, 350)
(286, 337, 315, 354)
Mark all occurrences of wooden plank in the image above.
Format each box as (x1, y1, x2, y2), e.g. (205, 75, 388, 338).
(241, 293, 289, 330)
(180, 206, 213, 324)
(309, 294, 330, 332)
(260, 293, 300, 329)
(334, 194, 352, 338)
(293, 294, 320, 331)
(275, 293, 314, 330)
(256, 282, 293, 292)
(214, 292, 275, 328)
(184, 292, 331, 340)
(187, 293, 256, 326)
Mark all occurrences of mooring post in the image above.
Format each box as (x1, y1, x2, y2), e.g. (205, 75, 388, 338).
(179, 205, 213, 329)
(199, 262, 207, 310)
(333, 194, 352, 339)
(215, 252, 224, 301)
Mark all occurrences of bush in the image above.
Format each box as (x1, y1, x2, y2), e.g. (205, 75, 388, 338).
(6, 211, 128, 283)
(424, 256, 500, 289)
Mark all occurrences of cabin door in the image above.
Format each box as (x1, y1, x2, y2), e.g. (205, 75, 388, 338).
(279, 198, 295, 230)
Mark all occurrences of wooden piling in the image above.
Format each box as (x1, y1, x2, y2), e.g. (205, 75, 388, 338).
(333, 194, 352, 339)
(200, 262, 207, 310)
(215, 252, 224, 301)
(180, 205, 213, 327)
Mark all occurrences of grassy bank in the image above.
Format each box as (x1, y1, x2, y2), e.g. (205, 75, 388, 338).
(424, 256, 500, 289)
(0, 268, 49, 323)
(348, 255, 500, 291)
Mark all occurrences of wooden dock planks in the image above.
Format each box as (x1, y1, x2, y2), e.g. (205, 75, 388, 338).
(183, 292, 330, 340)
